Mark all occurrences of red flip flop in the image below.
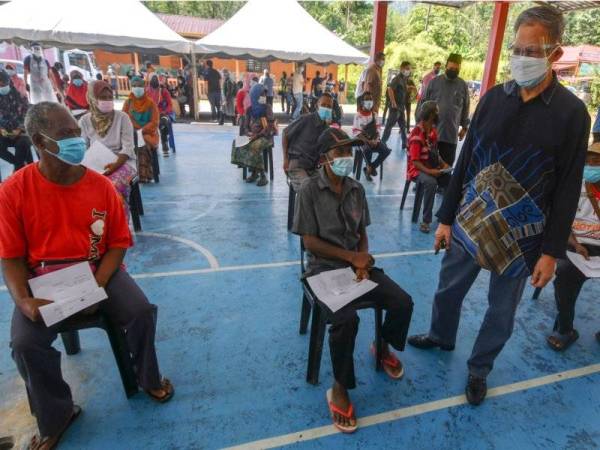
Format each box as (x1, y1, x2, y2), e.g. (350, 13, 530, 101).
(371, 343, 405, 380)
(326, 389, 358, 434)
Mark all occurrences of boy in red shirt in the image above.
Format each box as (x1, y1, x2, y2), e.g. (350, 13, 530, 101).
(407, 101, 451, 233)
(0, 102, 173, 450)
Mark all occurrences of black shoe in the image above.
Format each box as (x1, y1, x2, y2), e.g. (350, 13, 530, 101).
(371, 168, 378, 177)
(256, 173, 268, 186)
(407, 334, 455, 351)
(363, 167, 373, 182)
(596, 331, 600, 343)
(246, 173, 259, 183)
(466, 375, 487, 406)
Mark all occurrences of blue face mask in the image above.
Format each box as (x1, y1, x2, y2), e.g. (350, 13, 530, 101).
(318, 106, 332, 122)
(41, 134, 87, 165)
(329, 156, 354, 177)
(0, 85, 10, 95)
(583, 165, 600, 183)
(72, 78, 84, 87)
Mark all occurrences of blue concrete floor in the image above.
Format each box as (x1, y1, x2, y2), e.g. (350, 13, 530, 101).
(1, 123, 599, 449)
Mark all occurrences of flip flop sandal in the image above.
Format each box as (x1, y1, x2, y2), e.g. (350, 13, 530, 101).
(29, 405, 81, 450)
(326, 389, 357, 434)
(370, 343, 405, 380)
(546, 330, 579, 352)
(145, 377, 175, 403)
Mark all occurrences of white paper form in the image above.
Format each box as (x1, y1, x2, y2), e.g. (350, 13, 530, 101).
(306, 267, 378, 313)
(567, 251, 600, 278)
(136, 129, 144, 146)
(28, 262, 107, 327)
(81, 140, 117, 173)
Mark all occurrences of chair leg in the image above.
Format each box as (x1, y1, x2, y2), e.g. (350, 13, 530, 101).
(287, 184, 296, 231)
(263, 148, 269, 178)
(135, 184, 144, 216)
(129, 185, 142, 232)
(242, 166, 247, 180)
(533, 287, 543, 300)
(299, 294, 311, 335)
(400, 180, 411, 210)
(379, 161, 383, 181)
(355, 153, 363, 181)
(375, 308, 383, 372)
(61, 331, 81, 355)
(412, 182, 424, 224)
(151, 150, 160, 183)
(103, 319, 139, 398)
(269, 147, 274, 181)
(306, 305, 327, 385)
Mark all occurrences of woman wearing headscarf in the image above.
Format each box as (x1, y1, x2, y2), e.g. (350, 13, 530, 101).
(123, 76, 159, 183)
(4, 63, 27, 98)
(65, 71, 89, 116)
(230, 83, 276, 187)
(80, 80, 137, 216)
(146, 73, 173, 157)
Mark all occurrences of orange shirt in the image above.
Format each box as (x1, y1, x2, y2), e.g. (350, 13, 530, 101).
(0, 164, 132, 269)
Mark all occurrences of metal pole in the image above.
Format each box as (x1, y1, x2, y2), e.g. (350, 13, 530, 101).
(480, 1, 510, 96)
(191, 49, 200, 121)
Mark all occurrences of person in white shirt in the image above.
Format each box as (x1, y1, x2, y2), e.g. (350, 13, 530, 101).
(547, 142, 600, 351)
(292, 65, 305, 120)
(79, 80, 137, 216)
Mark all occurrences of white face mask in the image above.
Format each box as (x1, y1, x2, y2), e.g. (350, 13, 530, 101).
(402, 69, 411, 77)
(377, 60, 385, 68)
(510, 55, 549, 88)
(32, 47, 42, 57)
(363, 100, 373, 110)
(258, 96, 266, 105)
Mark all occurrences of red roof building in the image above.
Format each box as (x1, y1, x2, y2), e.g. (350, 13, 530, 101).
(155, 14, 224, 39)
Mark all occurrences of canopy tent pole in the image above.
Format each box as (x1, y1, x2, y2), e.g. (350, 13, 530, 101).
(370, 1, 388, 61)
(480, 1, 510, 96)
(133, 52, 140, 73)
(235, 60, 240, 81)
(191, 49, 200, 120)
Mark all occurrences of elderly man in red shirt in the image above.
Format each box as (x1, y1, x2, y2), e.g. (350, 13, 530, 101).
(0, 102, 174, 450)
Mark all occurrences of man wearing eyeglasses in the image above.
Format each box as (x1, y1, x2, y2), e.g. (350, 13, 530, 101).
(408, 5, 590, 406)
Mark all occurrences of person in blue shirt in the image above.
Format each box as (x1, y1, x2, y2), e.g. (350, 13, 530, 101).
(408, 5, 590, 406)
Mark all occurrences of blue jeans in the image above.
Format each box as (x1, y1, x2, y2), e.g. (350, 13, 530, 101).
(292, 93, 303, 119)
(428, 237, 527, 378)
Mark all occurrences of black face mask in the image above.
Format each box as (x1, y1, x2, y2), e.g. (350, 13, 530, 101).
(446, 69, 459, 80)
(150, 79, 159, 88)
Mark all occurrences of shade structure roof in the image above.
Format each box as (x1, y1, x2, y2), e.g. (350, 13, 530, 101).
(196, 0, 368, 65)
(0, 0, 197, 55)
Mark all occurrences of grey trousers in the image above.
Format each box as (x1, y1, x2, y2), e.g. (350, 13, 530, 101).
(10, 269, 162, 437)
(416, 171, 451, 224)
(428, 237, 527, 378)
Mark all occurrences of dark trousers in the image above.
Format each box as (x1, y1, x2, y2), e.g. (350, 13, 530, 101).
(266, 96, 273, 106)
(416, 171, 451, 223)
(0, 135, 33, 171)
(553, 245, 600, 333)
(363, 142, 391, 170)
(438, 141, 457, 167)
(10, 269, 162, 437)
(208, 91, 221, 120)
(325, 268, 413, 389)
(428, 237, 527, 378)
(382, 107, 407, 148)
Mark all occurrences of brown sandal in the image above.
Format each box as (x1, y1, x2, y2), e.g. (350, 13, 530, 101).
(145, 377, 174, 403)
(28, 405, 81, 450)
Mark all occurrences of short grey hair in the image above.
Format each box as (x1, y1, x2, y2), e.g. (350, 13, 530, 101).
(24, 102, 71, 138)
(514, 5, 565, 44)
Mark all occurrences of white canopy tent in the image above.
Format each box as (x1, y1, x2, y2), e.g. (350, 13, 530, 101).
(196, 0, 368, 65)
(0, 0, 199, 55)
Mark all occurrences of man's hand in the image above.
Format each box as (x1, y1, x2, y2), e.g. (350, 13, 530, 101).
(458, 127, 468, 141)
(574, 243, 590, 260)
(18, 297, 53, 322)
(355, 267, 370, 281)
(428, 168, 442, 178)
(351, 252, 374, 270)
(531, 254, 557, 288)
(0, 128, 8, 137)
(103, 162, 122, 176)
(434, 224, 452, 253)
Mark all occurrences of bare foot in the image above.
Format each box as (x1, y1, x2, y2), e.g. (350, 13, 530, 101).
(330, 381, 356, 429)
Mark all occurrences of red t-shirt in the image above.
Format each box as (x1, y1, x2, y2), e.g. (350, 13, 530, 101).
(236, 89, 247, 116)
(0, 164, 132, 269)
(407, 125, 438, 180)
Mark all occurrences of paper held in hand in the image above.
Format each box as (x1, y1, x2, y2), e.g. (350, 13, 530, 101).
(28, 262, 108, 327)
(567, 251, 600, 278)
(306, 267, 378, 313)
(81, 140, 117, 173)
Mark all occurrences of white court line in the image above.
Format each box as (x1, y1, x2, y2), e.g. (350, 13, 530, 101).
(224, 363, 600, 450)
(135, 232, 220, 269)
(0, 249, 436, 291)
